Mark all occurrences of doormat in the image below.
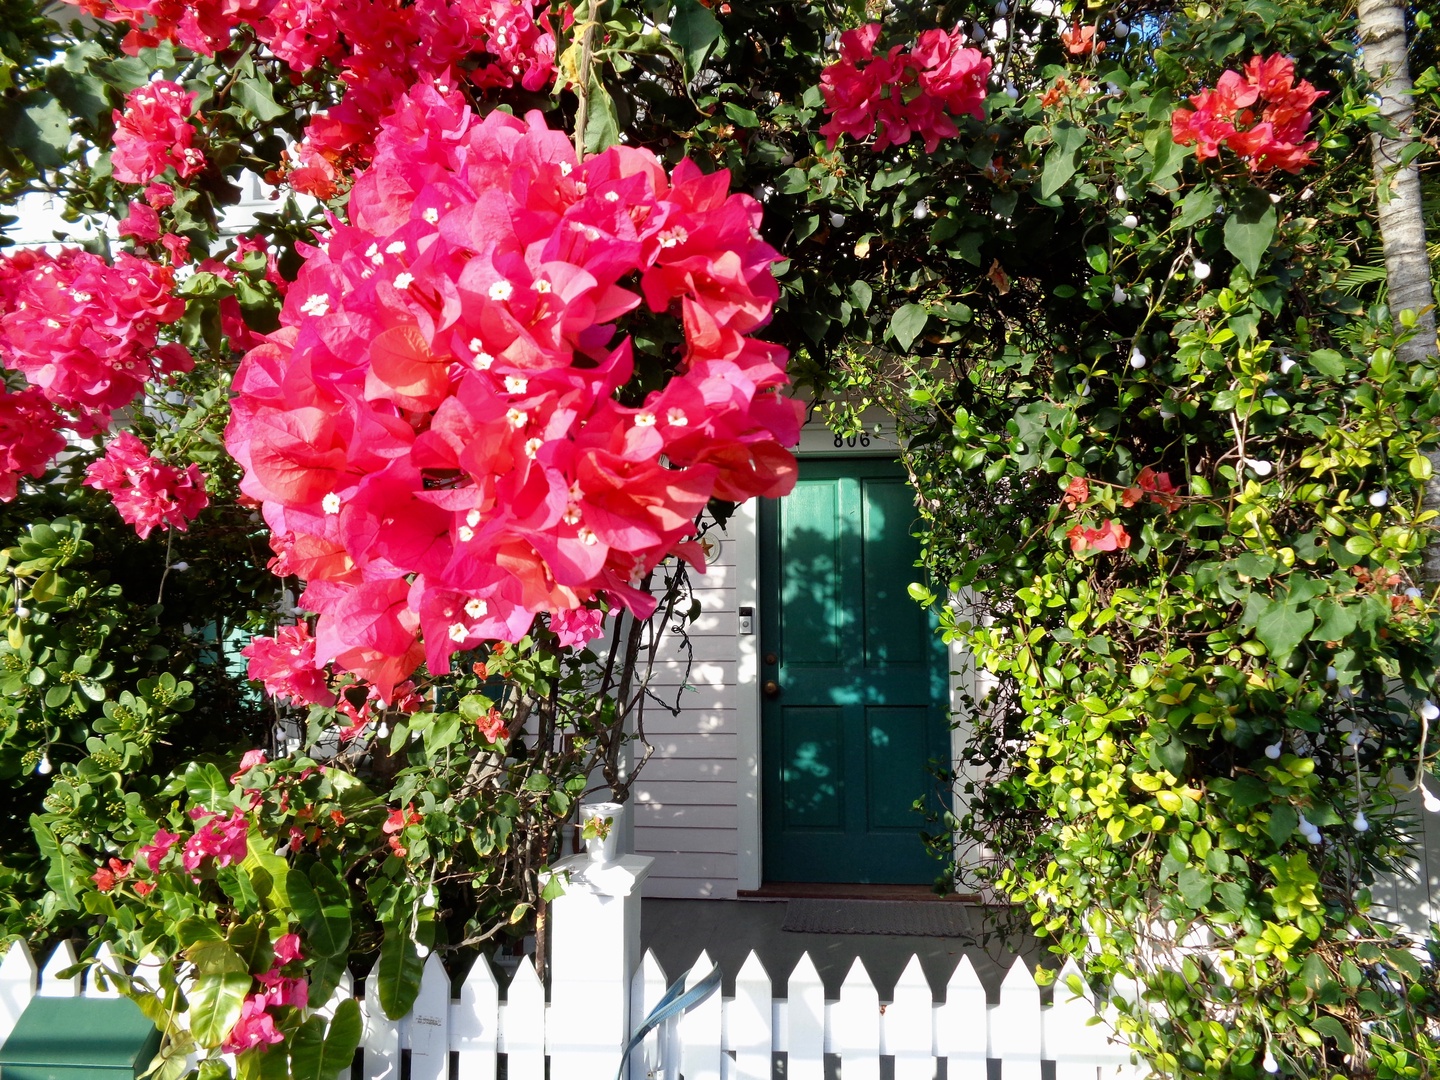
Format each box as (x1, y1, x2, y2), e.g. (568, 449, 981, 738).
(780, 899, 977, 937)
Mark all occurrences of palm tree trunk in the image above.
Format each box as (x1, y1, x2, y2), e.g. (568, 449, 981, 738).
(1358, 0, 1440, 578)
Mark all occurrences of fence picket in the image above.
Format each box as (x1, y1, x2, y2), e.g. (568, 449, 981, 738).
(831, 957, 880, 1080)
(505, 957, 546, 1080)
(0, 940, 37, 1047)
(1049, 959, 1120, 1080)
(631, 949, 670, 1080)
(729, 951, 772, 1080)
(405, 953, 451, 1080)
(679, 949, 723, 1080)
(453, 954, 499, 1080)
(888, 955, 933, 1080)
(84, 942, 123, 999)
(785, 952, 824, 1080)
(359, 959, 400, 1080)
(993, 959, 1042, 1080)
(39, 941, 80, 998)
(936, 955, 986, 1080)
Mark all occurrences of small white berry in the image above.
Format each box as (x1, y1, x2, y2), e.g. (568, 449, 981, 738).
(1114, 184, 1128, 202)
(1129, 347, 1147, 369)
(1265, 741, 1282, 760)
(1369, 489, 1389, 507)
(1421, 699, 1440, 721)
(1192, 260, 1211, 281)
(1112, 284, 1127, 303)
(1279, 353, 1298, 374)
(1352, 811, 1369, 833)
(1122, 214, 1139, 228)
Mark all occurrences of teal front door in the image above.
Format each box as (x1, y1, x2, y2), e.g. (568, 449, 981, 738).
(759, 458, 952, 884)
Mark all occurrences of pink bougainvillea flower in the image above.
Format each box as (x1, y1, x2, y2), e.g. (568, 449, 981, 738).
(222, 995, 284, 1054)
(273, 933, 303, 965)
(1067, 519, 1132, 556)
(819, 23, 990, 152)
(241, 622, 336, 707)
(1172, 54, 1323, 173)
(0, 247, 190, 435)
(138, 828, 180, 874)
(84, 432, 209, 539)
(0, 388, 66, 501)
(111, 80, 206, 185)
(230, 748, 269, 783)
(226, 84, 801, 697)
(181, 809, 250, 871)
(118, 200, 162, 243)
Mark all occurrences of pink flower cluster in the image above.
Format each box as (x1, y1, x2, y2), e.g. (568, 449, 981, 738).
(223, 934, 307, 1054)
(241, 621, 337, 708)
(1171, 55, 1324, 174)
(181, 807, 250, 870)
(820, 24, 992, 153)
(84, 431, 209, 539)
(0, 388, 66, 501)
(0, 247, 191, 435)
(70, 0, 554, 198)
(111, 81, 206, 185)
(226, 84, 802, 699)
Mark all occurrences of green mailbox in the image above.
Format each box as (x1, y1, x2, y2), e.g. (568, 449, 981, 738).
(0, 997, 161, 1080)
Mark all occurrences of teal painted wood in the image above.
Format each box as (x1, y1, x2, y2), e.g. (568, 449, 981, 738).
(760, 458, 951, 883)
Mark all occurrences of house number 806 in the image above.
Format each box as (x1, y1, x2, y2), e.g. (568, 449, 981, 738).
(833, 432, 871, 448)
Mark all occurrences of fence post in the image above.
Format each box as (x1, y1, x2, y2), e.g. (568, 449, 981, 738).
(547, 850, 654, 1077)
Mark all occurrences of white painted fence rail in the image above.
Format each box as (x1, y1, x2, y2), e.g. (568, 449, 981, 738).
(0, 852, 1148, 1079)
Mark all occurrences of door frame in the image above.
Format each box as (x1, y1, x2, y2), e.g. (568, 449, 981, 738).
(731, 412, 981, 891)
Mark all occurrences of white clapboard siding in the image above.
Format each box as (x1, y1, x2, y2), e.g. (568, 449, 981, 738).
(3, 932, 1154, 1079)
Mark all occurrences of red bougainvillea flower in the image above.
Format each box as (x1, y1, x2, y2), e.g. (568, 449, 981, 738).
(1062, 475, 1090, 510)
(111, 80, 206, 185)
(118, 200, 162, 243)
(226, 83, 801, 700)
(1136, 466, 1182, 512)
(1059, 22, 1102, 56)
(819, 23, 990, 153)
(1067, 519, 1131, 556)
(92, 858, 132, 892)
(0, 246, 191, 434)
(0, 388, 66, 501)
(1172, 55, 1324, 173)
(241, 622, 336, 707)
(477, 707, 508, 743)
(85, 432, 209, 540)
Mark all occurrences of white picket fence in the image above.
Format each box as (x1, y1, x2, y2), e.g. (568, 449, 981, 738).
(0, 940, 1145, 1080)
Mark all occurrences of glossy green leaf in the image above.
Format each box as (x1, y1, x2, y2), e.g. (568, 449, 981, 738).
(376, 924, 424, 1020)
(889, 304, 928, 352)
(188, 970, 252, 1048)
(289, 1000, 362, 1080)
(288, 863, 351, 958)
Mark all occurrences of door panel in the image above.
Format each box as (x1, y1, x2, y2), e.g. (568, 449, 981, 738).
(760, 458, 951, 884)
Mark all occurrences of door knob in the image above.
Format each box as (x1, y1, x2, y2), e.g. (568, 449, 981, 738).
(763, 680, 780, 698)
(764, 653, 778, 665)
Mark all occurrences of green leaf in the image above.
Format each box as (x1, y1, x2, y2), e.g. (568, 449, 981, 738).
(1177, 867, 1213, 909)
(669, 0, 722, 83)
(233, 77, 288, 122)
(30, 815, 81, 910)
(184, 762, 232, 808)
(236, 1046, 289, 1080)
(1308, 349, 1347, 378)
(1039, 122, 1086, 198)
(227, 919, 275, 976)
(6, 94, 71, 169)
(289, 1000, 362, 1080)
(1311, 1016, 1354, 1054)
(1174, 186, 1219, 230)
(1222, 187, 1277, 277)
(188, 970, 252, 1048)
(1313, 600, 1357, 642)
(288, 864, 351, 958)
(582, 68, 620, 155)
(889, 304, 928, 352)
(1253, 601, 1315, 663)
(376, 924, 424, 1020)
(1268, 804, 1298, 846)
